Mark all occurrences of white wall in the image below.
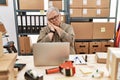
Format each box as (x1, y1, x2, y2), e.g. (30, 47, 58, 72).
(0, 0, 17, 49)
(0, 0, 120, 50)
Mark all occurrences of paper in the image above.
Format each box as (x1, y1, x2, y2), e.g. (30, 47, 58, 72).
(69, 55, 86, 65)
(80, 67, 93, 74)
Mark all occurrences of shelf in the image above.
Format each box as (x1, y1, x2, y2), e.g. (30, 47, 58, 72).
(75, 39, 114, 42)
(18, 33, 39, 35)
(70, 17, 116, 22)
(16, 10, 66, 12)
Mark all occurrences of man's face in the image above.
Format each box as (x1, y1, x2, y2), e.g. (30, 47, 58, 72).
(47, 10, 61, 26)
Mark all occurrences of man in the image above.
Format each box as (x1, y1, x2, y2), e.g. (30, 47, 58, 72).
(37, 7, 75, 54)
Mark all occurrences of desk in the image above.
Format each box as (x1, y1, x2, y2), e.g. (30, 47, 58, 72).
(16, 54, 110, 80)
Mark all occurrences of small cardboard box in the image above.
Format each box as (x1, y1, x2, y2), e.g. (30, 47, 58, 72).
(49, 0, 62, 10)
(93, 22, 115, 39)
(101, 41, 114, 52)
(19, 37, 26, 54)
(107, 48, 120, 80)
(82, 0, 96, 8)
(71, 22, 93, 39)
(95, 0, 110, 8)
(96, 52, 107, 63)
(19, 0, 44, 10)
(75, 42, 89, 54)
(89, 42, 102, 54)
(82, 9, 96, 17)
(70, 9, 82, 17)
(19, 36, 32, 54)
(76, 48, 88, 54)
(70, 0, 82, 8)
(75, 42, 89, 49)
(96, 9, 110, 17)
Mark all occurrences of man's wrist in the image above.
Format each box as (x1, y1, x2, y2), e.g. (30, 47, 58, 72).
(50, 30, 55, 33)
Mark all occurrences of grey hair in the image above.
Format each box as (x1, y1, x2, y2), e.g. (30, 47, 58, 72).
(46, 7, 60, 16)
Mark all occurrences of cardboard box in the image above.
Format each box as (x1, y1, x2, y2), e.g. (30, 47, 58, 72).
(76, 48, 88, 54)
(89, 42, 101, 54)
(82, 0, 96, 8)
(19, 0, 44, 10)
(96, 0, 110, 8)
(96, 9, 110, 17)
(101, 41, 114, 52)
(19, 37, 26, 54)
(0, 22, 6, 35)
(82, 9, 96, 17)
(49, 0, 62, 10)
(75, 42, 89, 49)
(75, 42, 89, 54)
(70, 0, 82, 8)
(71, 22, 93, 39)
(70, 9, 82, 17)
(93, 22, 115, 39)
(24, 37, 32, 54)
(96, 52, 107, 63)
(106, 48, 120, 80)
(19, 36, 32, 54)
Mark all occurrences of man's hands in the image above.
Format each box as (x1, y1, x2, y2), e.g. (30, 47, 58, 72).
(48, 21, 62, 36)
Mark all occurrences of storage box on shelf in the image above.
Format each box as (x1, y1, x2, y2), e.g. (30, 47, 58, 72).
(49, 0, 62, 10)
(71, 22, 93, 39)
(75, 42, 89, 54)
(19, 0, 44, 10)
(19, 36, 32, 55)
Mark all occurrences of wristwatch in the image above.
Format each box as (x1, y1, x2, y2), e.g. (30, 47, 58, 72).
(50, 30, 55, 33)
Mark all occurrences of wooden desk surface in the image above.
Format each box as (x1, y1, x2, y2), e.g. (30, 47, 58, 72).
(16, 54, 110, 80)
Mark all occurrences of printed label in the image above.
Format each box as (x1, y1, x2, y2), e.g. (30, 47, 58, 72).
(83, 0, 87, 5)
(101, 27, 105, 32)
(70, 9, 73, 14)
(83, 9, 87, 15)
(70, 0, 73, 5)
(96, 0, 101, 6)
(97, 9, 101, 15)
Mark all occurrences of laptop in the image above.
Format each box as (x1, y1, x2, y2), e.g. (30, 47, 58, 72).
(33, 42, 70, 66)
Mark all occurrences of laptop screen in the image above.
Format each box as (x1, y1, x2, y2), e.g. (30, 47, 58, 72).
(33, 42, 70, 66)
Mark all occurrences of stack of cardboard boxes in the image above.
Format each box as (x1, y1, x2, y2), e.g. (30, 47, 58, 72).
(72, 22, 114, 54)
(70, 0, 110, 17)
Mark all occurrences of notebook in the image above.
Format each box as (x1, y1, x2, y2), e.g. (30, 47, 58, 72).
(33, 42, 70, 66)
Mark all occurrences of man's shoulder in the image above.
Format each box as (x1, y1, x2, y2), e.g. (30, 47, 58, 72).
(41, 26, 49, 32)
(61, 22, 72, 28)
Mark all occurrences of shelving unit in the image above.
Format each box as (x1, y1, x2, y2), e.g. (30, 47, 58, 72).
(67, 0, 119, 54)
(13, 0, 69, 55)
(13, 0, 119, 55)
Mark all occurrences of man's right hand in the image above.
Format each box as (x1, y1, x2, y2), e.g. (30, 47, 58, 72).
(48, 21, 55, 31)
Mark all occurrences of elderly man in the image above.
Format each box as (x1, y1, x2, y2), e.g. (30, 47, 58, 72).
(37, 7, 75, 54)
